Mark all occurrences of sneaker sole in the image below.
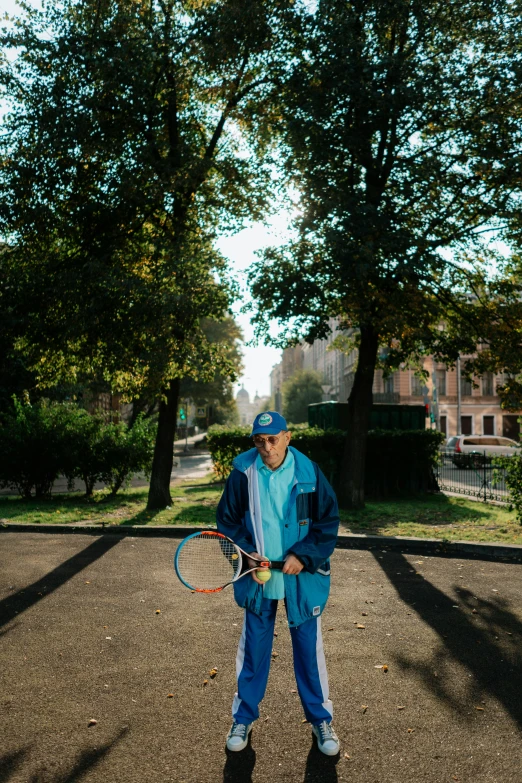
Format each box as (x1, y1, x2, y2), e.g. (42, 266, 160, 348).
(226, 723, 252, 752)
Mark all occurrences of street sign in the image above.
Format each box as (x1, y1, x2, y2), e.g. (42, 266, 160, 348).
(196, 406, 206, 417)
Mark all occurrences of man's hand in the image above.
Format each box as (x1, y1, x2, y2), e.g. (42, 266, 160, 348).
(282, 554, 304, 575)
(247, 552, 269, 584)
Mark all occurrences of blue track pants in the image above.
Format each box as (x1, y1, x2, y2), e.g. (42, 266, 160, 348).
(232, 597, 333, 725)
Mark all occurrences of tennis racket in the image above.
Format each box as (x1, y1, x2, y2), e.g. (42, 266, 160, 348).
(174, 530, 285, 593)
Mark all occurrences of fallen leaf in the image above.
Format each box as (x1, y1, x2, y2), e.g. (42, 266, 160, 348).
(397, 706, 405, 710)
(167, 693, 174, 698)
(361, 612, 368, 616)
(492, 589, 498, 593)
(356, 624, 365, 629)
(407, 728, 415, 733)
(105, 636, 112, 640)
(155, 609, 161, 614)
(209, 668, 218, 678)
(344, 752, 351, 759)
(327, 627, 335, 631)
(85, 581, 90, 584)
(382, 664, 388, 672)
(361, 705, 368, 713)
(203, 680, 208, 686)
(301, 719, 308, 723)
(290, 689, 297, 693)
(88, 719, 97, 727)
(475, 706, 484, 711)
(271, 651, 279, 657)
(273, 631, 278, 637)
(471, 609, 477, 614)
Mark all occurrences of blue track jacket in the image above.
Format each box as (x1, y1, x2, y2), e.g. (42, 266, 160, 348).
(216, 446, 340, 627)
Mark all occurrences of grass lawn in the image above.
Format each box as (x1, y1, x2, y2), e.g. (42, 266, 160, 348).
(340, 493, 522, 545)
(1, 482, 521, 545)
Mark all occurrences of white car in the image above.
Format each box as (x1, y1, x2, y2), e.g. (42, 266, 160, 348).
(445, 434, 520, 467)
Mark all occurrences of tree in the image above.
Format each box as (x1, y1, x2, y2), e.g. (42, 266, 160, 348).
(249, 0, 522, 507)
(0, 0, 293, 507)
(282, 369, 322, 424)
(179, 316, 243, 426)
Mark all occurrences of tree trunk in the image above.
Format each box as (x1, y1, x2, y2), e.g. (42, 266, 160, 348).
(147, 378, 180, 509)
(337, 324, 379, 509)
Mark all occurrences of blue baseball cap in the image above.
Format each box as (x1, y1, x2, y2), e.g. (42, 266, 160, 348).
(251, 411, 288, 436)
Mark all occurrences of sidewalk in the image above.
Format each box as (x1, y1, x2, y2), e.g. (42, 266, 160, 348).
(1, 532, 520, 783)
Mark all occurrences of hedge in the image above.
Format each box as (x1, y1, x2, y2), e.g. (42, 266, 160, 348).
(206, 425, 445, 497)
(0, 398, 156, 498)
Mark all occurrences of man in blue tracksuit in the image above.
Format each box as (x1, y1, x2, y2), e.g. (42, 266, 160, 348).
(216, 411, 340, 756)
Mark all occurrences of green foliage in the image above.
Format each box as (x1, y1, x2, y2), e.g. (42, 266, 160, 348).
(0, 0, 293, 398)
(0, 398, 76, 498)
(0, 399, 156, 498)
(494, 453, 522, 525)
(62, 413, 156, 497)
(181, 316, 243, 428)
(206, 425, 444, 496)
(282, 369, 323, 424)
(206, 425, 252, 482)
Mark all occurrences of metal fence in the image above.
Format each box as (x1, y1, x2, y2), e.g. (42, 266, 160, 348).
(436, 449, 510, 503)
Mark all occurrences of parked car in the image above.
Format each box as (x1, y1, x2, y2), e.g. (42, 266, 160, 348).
(445, 435, 520, 468)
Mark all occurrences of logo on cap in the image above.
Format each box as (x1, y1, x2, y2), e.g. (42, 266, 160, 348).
(258, 413, 273, 426)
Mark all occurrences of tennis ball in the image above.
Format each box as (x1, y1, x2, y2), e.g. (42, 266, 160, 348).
(257, 569, 272, 582)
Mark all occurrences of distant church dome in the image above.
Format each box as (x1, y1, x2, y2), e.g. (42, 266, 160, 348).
(236, 385, 250, 403)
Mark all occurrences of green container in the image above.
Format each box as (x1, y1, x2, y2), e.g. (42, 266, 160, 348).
(308, 401, 426, 431)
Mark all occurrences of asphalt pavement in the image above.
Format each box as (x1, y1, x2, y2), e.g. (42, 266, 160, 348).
(0, 533, 520, 783)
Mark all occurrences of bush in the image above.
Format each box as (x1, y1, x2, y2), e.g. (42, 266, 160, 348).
(206, 424, 444, 497)
(493, 454, 522, 524)
(0, 398, 78, 497)
(62, 412, 156, 497)
(0, 398, 156, 498)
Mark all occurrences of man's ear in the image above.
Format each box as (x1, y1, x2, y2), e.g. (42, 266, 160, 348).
(286, 430, 292, 443)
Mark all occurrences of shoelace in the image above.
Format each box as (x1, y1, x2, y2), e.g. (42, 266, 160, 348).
(230, 722, 248, 738)
(317, 721, 336, 742)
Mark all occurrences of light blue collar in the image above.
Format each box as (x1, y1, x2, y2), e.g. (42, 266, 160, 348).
(233, 445, 316, 485)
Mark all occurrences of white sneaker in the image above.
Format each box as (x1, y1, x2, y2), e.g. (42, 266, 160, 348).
(226, 721, 253, 752)
(311, 721, 340, 756)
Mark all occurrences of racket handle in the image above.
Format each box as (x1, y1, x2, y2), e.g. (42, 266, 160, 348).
(269, 560, 285, 570)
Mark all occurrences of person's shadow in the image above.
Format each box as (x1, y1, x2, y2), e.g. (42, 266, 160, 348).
(223, 742, 256, 783)
(303, 737, 339, 782)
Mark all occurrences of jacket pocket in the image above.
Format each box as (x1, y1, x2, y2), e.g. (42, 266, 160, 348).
(295, 569, 330, 617)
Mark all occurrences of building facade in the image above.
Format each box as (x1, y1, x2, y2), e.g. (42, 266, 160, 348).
(275, 319, 521, 440)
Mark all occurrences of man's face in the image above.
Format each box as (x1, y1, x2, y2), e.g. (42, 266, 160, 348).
(252, 430, 292, 470)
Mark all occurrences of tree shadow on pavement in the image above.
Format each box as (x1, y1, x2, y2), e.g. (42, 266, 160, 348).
(0, 746, 32, 783)
(0, 536, 121, 630)
(303, 739, 339, 782)
(223, 743, 256, 782)
(371, 551, 522, 729)
(1, 728, 128, 783)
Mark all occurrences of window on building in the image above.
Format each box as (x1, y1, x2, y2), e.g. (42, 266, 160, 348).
(440, 415, 447, 436)
(482, 372, 494, 396)
(460, 372, 472, 396)
(461, 415, 473, 435)
(411, 373, 425, 397)
(483, 415, 494, 435)
(436, 369, 446, 396)
(503, 415, 520, 441)
(383, 373, 395, 394)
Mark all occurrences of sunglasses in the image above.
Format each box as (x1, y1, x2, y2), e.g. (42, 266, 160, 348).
(252, 433, 286, 448)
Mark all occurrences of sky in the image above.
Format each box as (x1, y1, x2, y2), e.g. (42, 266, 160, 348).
(1, 0, 290, 400)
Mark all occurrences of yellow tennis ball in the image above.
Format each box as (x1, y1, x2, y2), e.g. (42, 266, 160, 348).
(257, 569, 272, 582)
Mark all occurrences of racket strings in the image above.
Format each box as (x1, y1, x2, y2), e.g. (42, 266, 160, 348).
(176, 534, 242, 590)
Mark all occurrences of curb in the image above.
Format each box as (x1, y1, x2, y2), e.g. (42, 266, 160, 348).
(1, 522, 521, 563)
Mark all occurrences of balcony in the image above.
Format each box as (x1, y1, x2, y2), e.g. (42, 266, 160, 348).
(373, 392, 401, 404)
